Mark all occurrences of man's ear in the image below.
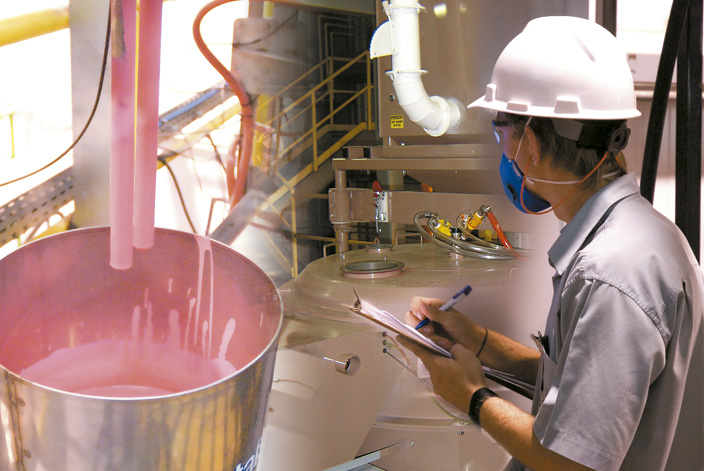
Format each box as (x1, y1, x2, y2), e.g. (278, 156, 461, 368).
(523, 125, 542, 166)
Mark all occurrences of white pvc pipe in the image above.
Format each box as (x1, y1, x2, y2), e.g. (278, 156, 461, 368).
(374, 0, 460, 137)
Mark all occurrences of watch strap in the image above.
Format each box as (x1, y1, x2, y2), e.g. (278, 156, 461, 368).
(468, 387, 499, 426)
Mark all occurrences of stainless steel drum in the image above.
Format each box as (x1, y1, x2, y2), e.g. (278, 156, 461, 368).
(0, 227, 282, 471)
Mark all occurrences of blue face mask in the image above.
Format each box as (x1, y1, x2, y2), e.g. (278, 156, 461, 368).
(499, 153, 551, 213)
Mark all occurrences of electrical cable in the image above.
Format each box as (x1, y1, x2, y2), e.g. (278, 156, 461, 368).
(157, 139, 228, 236)
(205, 198, 216, 236)
(0, 6, 111, 188)
(205, 133, 227, 173)
(187, 136, 227, 200)
(158, 156, 198, 233)
(640, 0, 691, 203)
(193, 1, 301, 207)
(193, 0, 256, 207)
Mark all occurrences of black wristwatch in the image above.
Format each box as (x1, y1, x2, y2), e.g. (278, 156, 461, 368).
(468, 387, 499, 427)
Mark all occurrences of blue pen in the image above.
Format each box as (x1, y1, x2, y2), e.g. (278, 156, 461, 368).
(415, 285, 472, 329)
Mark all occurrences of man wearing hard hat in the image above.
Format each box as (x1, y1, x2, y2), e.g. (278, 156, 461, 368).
(400, 16, 704, 471)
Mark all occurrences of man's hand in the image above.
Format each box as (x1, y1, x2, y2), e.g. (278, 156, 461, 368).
(396, 336, 488, 412)
(405, 296, 487, 355)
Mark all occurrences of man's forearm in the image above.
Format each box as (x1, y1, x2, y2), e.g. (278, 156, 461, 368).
(479, 397, 593, 471)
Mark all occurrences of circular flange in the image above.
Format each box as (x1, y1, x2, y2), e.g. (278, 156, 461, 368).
(340, 260, 404, 279)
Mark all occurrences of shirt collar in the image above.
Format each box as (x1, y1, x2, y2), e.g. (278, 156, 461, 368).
(548, 173, 641, 275)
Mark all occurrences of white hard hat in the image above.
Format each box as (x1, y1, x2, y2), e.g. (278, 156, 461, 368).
(468, 16, 640, 120)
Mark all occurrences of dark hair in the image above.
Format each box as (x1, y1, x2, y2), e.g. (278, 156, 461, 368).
(504, 113, 628, 189)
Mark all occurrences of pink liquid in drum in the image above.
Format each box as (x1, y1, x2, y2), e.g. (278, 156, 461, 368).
(20, 337, 238, 398)
(17, 236, 243, 398)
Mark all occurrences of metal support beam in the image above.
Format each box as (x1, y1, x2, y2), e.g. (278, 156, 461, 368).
(69, 0, 112, 228)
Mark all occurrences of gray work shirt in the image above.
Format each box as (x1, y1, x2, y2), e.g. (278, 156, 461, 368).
(516, 173, 704, 471)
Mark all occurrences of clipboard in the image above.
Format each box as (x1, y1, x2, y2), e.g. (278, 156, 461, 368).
(349, 289, 536, 398)
(349, 288, 452, 358)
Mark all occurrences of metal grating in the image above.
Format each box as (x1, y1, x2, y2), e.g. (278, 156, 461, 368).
(0, 168, 74, 247)
(158, 81, 233, 134)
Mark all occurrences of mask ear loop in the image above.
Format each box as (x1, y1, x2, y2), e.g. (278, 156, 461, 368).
(520, 121, 629, 215)
(509, 117, 543, 215)
(514, 116, 555, 215)
(520, 149, 613, 215)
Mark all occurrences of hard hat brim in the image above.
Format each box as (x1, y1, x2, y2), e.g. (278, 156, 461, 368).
(467, 94, 641, 121)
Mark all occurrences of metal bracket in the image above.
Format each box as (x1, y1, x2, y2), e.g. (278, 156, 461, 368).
(328, 188, 376, 224)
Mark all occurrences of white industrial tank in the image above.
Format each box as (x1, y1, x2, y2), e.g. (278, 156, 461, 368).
(259, 241, 553, 470)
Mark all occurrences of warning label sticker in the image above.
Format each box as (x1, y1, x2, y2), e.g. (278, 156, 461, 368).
(390, 115, 404, 129)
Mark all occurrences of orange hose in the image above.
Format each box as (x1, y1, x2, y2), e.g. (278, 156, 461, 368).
(486, 210, 513, 250)
(192, 0, 254, 206)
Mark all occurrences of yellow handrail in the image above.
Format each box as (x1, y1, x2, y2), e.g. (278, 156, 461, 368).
(249, 49, 375, 278)
(265, 51, 370, 127)
(258, 50, 373, 166)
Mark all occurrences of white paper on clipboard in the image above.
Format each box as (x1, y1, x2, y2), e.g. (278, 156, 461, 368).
(350, 292, 453, 358)
(350, 290, 536, 398)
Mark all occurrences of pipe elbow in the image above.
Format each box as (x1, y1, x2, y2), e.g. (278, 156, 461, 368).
(393, 74, 460, 136)
(377, 0, 461, 136)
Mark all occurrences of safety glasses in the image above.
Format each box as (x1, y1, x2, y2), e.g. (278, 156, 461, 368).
(491, 119, 512, 146)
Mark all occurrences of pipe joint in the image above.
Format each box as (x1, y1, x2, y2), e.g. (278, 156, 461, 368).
(426, 95, 461, 137)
